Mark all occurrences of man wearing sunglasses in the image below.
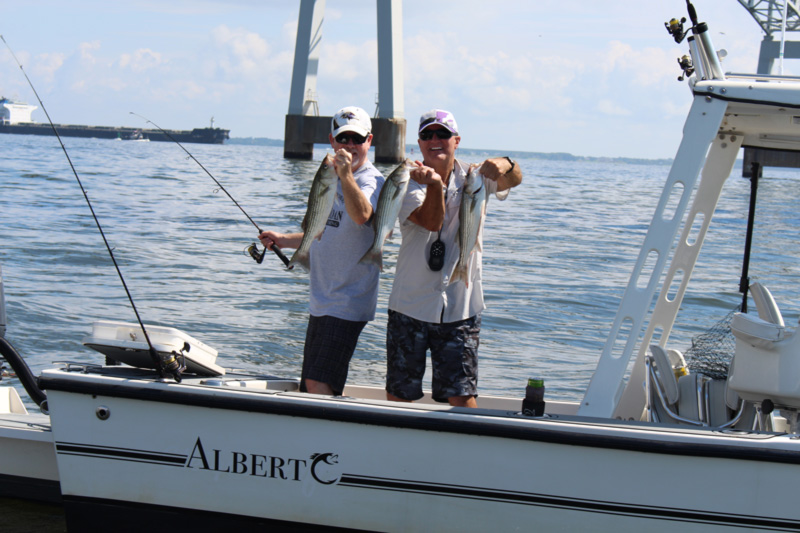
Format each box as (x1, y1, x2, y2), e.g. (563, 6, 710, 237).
(259, 106, 385, 397)
(386, 109, 522, 408)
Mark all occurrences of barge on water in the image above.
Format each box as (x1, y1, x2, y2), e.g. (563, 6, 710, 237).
(0, 122, 229, 144)
(0, 98, 229, 144)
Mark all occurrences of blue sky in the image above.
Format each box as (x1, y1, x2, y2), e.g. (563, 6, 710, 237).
(0, 1, 787, 158)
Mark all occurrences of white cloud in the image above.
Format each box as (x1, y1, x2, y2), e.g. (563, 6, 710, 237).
(599, 41, 681, 88)
(119, 49, 164, 73)
(404, 30, 579, 118)
(282, 20, 298, 45)
(211, 24, 272, 77)
(78, 41, 101, 65)
(31, 52, 65, 83)
(319, 39, 377, 82)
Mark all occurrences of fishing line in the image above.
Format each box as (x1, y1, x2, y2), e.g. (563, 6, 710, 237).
(1, 35, 184, 382)
(129, 112, 290, 267)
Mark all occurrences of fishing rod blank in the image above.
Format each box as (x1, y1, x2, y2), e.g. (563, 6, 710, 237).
(2, 35, 184, 382)
(130, 112, 290, 268)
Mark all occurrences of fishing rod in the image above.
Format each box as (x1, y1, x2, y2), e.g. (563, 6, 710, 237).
(129, 112, 290, 267)
(1, 35, 184, 382)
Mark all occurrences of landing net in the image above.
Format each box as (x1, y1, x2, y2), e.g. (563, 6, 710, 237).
(683, 305, 740, 380)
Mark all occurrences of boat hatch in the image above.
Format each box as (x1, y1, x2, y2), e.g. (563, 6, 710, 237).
(82, 320, 225, 376)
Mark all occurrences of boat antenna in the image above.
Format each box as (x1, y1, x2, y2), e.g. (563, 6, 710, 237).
(129, 112, 290, 267)
(739, 162, 762, 313)
(1, 35, 184, 382)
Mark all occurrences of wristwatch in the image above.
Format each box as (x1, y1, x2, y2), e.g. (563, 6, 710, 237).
(504, 156, 516, 174)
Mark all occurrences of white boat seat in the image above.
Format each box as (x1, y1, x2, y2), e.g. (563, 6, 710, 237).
(730, 282, 786, 348)
(709, 283, 787, 429)
(750, 281, 784, 327)
(649, 345, 751, 429)
(650, 345, 679, 405)
(730, 312, 785, 348)
(647, 345, 705, 426)
(705, 378, 744, 428)
(729, 283, 800, 410)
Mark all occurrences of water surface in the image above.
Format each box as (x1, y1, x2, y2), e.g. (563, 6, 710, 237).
(1, 134, 798, 404)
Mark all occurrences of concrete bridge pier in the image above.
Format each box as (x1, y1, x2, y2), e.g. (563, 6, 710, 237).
(284, 115, 406, 163)
(284, 0, 406, 163)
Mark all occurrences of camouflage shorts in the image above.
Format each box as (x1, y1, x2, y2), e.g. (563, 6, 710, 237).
(386, 310, 480, 403)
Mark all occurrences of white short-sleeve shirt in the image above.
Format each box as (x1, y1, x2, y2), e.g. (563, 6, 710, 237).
(308, 161, 385, 322)
(388, 159, 509, 323)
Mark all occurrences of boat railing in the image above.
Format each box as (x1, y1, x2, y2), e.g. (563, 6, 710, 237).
(646, 350, 753, 430)
(724, 72, 800, 83)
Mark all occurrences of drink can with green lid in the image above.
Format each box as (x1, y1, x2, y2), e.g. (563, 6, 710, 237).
(522, 378, 545, 416)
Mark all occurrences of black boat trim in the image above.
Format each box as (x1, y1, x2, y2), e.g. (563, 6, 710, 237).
(338, 474, 800, 531)
(55, 442, 186, 466)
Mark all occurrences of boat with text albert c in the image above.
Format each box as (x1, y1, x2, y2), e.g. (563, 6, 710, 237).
(2, 2, 800, 531)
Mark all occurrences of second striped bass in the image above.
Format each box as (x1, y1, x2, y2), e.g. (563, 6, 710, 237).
(359, 159, 414, 271)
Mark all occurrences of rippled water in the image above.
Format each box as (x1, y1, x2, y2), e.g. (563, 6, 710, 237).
(1, 134, 799, 404)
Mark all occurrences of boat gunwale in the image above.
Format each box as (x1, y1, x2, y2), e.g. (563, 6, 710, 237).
(38, 368, 800, 467)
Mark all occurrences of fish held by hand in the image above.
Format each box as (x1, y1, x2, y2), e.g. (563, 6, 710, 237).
(451, 165, 487, 287)
(358, 158, 415, 271)
(288, 155, 338, 271)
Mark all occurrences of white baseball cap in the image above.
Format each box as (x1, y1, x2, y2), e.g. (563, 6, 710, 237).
(418, 109, 459, 135)
(331, 106, 372, 137)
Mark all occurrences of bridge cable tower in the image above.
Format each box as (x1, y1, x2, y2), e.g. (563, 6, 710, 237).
(284, 0, 406, 163)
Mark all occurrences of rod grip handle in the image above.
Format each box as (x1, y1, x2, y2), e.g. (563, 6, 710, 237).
(272, 245, 290, 267)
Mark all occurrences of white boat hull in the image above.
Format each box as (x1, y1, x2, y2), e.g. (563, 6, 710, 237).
(0, 386, 60, 503)
(41, 368, 800, 532)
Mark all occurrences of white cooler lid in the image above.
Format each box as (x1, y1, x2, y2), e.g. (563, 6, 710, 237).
(82, 320, 225, 376)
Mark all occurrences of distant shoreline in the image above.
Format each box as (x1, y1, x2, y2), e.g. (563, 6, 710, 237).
(227, 137, 674, 166)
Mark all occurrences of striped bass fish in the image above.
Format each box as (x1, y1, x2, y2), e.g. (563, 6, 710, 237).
(451, 165, 486, 287)
(289, 154, 338, 271)
(359, 158, 414, 271)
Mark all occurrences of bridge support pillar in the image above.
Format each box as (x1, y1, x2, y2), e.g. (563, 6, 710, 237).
(284, 0, 406, 163)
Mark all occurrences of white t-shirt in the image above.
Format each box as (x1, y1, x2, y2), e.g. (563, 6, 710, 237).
(308, 161, 385, 322)
(388, 159, 509, 323)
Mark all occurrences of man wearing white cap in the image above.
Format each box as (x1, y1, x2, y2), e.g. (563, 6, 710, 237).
(260, 106, 385, 396)
(386, 109, 522, 408)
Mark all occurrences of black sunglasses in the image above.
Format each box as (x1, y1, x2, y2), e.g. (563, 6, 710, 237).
(335, 132, 367, 145)
(419, 128, 453, 141)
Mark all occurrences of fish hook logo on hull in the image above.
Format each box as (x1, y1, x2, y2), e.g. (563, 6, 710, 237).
(309, 453, 339, 484)
(185, 438, 341, 486)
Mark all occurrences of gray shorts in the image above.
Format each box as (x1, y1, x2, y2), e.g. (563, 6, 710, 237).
(302, 314, 367, 395)
(386, 310, 480, 403)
